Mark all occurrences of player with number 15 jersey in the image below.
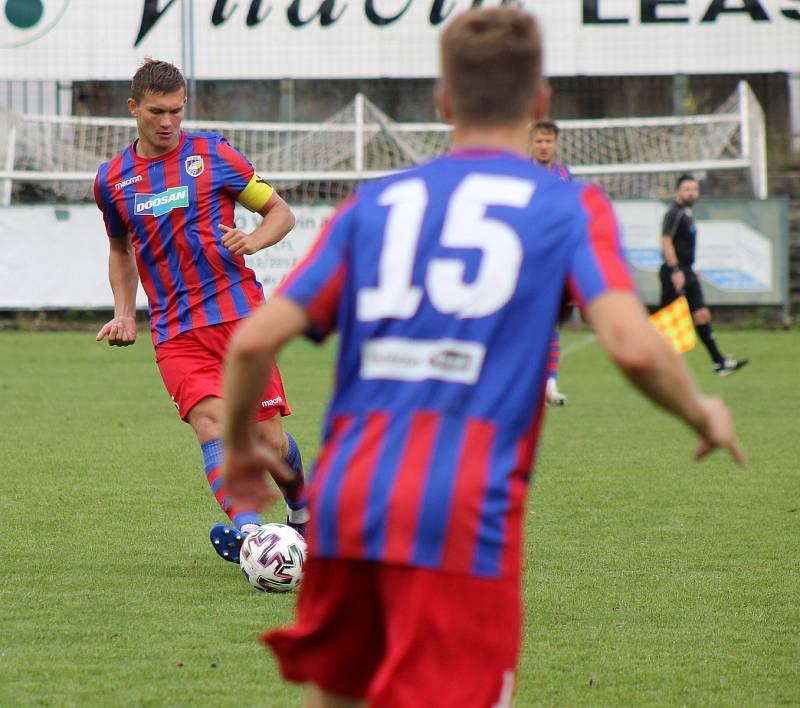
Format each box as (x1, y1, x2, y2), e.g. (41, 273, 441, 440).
(278, 149, 634, 579)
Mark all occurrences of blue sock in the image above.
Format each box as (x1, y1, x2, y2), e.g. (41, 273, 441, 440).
(283, 432, 306, 511)
(201, 438, 261, 530)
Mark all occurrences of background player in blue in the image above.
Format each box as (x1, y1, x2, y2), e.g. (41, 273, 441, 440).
(531, 119, 571, 405)
(661, 174, 748, 376)
(221, 9, 745, 707)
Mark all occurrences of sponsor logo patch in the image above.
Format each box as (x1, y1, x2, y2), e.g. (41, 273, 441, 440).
(114, 174, 142, 191)
(361, 337, 486, 385)
(185, 155, 204, 177)
(134, 187, 189, 217)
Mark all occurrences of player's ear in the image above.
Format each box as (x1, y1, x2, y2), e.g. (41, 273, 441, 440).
(434, 81, 453, 123)
(531, 79, 551, 123)
(127, 97, 138, 118)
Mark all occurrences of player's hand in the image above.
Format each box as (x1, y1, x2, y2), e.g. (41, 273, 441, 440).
(223, 443, 296, 513)
(671, 269, 686, 294)
(693, 395, 747, 468)
(219, 224, 261, 256)
(96, 316, 137, 346)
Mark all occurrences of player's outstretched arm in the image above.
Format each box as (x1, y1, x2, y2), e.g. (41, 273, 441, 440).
(222, 296, 310, 509)
(220, 192, 296, 256)
(96, 234, 139, 347)
(586, 291, 746, 467)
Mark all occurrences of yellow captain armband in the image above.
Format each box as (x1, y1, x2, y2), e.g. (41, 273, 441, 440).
(237, 173, 275, 212)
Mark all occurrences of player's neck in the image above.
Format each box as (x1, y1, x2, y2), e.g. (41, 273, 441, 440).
(450, 122, 530, 158)
(134, 134, 181, 159)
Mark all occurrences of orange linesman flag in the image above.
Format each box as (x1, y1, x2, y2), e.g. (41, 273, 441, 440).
(649, 296, 697, 353)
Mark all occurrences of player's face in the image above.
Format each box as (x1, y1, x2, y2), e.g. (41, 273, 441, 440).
(531, 130, 557, 165)
(676, 180, 700, 206)
(128, 89, 186, 156)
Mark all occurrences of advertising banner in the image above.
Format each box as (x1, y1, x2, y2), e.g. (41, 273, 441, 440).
(0, 199, 787, 310)
(616, 198, 789, 306)
(0, 1, 798, 80)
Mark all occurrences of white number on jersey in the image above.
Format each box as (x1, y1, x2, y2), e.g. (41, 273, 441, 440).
(356, 174, 534, 321)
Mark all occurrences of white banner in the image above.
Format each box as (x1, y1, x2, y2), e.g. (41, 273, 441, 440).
(0, 1, 797, 80)
(0, 204, 329, 309)
(0, 200, 785, 310)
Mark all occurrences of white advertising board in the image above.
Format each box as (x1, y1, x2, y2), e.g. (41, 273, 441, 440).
(0, 1, 798, 80)
(0, 199, 785, 311)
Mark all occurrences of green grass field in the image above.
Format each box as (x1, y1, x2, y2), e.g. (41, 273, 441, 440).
(1, 329, 798, 706)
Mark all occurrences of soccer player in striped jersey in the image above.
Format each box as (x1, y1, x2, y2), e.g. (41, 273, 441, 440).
(93, 59, 307, 564)
(531, 119, 571, 405)
(221, 9, 745, 706)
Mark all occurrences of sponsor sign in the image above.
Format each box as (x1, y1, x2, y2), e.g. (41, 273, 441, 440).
(134, 187, 189, 217)
(0, 200, 786, 310)
(0, 1, 798, 79)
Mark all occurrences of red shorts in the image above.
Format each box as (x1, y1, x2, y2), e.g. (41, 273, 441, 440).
(263, 558, 521, 707)
(155, 320, 291, 422)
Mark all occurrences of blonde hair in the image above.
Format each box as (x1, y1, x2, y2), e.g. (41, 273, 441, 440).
(440, 8, 543, 127)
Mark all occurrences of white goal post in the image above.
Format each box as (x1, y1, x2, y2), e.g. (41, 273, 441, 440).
(0, 81, 767, 206)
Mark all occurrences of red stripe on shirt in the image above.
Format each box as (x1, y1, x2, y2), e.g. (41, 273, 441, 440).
(104, 157, 162, 324)
(383, 411, 441, 564)
(215, 169, 264, 313)
(501, 391, 546, 578)
(307, 415, 355, 556)
(335, 412, 390, 558)
(191, 137, 240, 322)
(306, 262, 346, 336)
(278, 196, 356, 296)
(137, 166, 181, 340)
(441, 418, 497, 574)
(163, 154, 205, 329)
(581, 185, 635, 292)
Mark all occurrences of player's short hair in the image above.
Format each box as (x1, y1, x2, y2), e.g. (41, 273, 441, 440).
(131, 58, 186, 102)
(440, 7, 543, 127)
(676, 173, 698, 189)
(532, 120, 559, 137)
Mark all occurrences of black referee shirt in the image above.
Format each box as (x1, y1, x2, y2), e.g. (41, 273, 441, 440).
(662, 202, 697, 267)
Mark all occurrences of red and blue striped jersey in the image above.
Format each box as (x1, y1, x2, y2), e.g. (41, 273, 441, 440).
(278, 149, 635, 579)
(549, 162, 572, 181)
(94, 131, 267, 344)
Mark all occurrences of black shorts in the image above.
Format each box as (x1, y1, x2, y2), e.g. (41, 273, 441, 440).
(659, 265, 705, 312)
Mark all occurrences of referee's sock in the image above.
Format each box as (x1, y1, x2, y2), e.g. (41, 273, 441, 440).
(201, 438, 261, 530)
(696, 323, 724, 366)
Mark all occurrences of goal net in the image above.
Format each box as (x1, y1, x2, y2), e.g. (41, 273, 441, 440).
(0, 81, 767, 206)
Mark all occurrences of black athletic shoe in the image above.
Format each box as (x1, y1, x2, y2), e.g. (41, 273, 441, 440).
(713, 357, 749, 377)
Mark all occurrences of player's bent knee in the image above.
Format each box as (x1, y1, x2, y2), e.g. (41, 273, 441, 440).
(256, 419, 288, 457)
(187, 398, 224, 442)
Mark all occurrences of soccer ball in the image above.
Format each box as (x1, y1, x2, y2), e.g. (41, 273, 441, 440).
(240, 523, 307, 593)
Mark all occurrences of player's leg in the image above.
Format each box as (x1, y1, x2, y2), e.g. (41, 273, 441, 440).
(253, 362, 309, 536)
(545, 327, 566, 406)
(156, 330, 263, 562)
(187, 396, 266, 561)
(254, 416, 309, 536)
(367, 566, 521, 708)
(687, 278, 748, 375)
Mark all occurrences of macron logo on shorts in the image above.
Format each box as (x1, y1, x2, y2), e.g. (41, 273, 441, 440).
(134, 187, 189, 217)
(260, 396, 284, 408)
